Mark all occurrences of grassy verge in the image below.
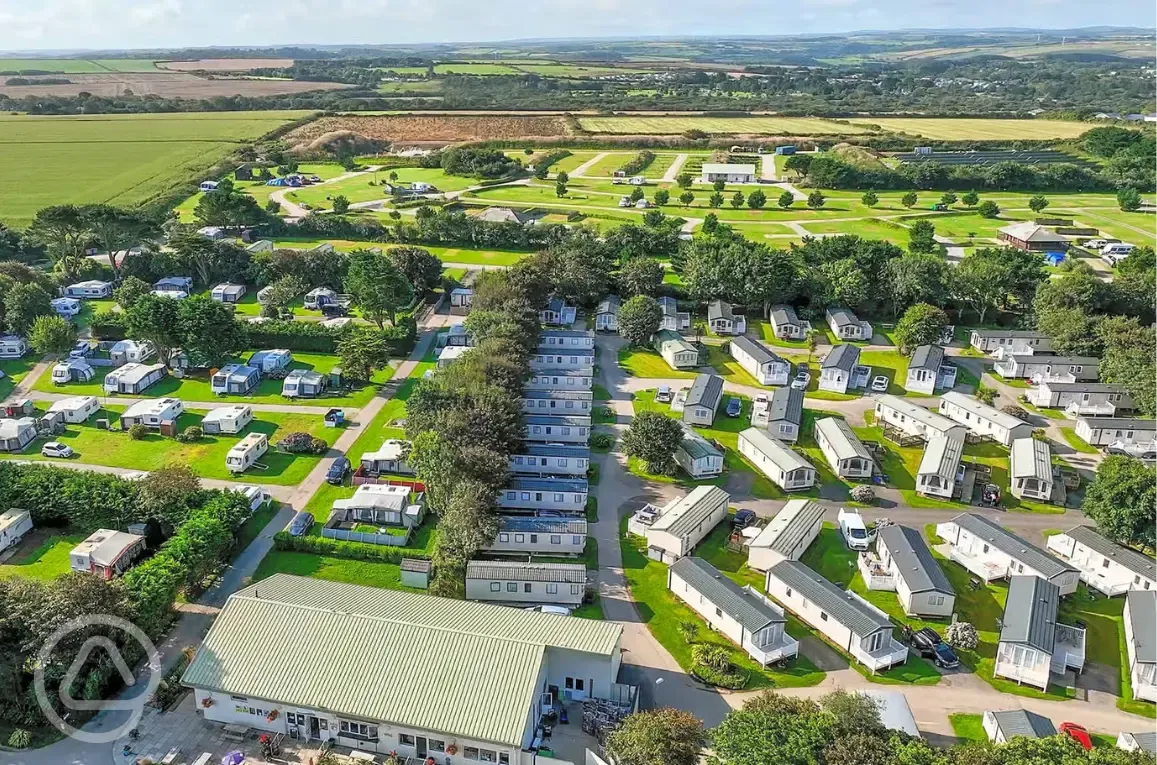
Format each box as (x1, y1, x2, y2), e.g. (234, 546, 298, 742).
(1060, 427, 1100, 454)
(233, 502, 280, 552)
(0, 530, 86, 581)
(949, 713, 986, 743)
(617, 348, 698, 379)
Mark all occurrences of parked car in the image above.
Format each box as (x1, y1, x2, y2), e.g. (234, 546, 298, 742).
(871, 375, 889, 392)
(68, 341, 92, 359)
(725, 397, 742, 417)
(288, 511, 314, 536)
(754, 392, 769, 406)
(1059, 723, 1092, 751)
(837, 508, 873, 551)
(791, 365, 811, 391)
(320, 303, 347, 317)
(906, 627, 960, 669)
(524, 605, 572, 616)
(732, 509, 757, 529)
(655, 385, 672, 404)
(40, 442, 74, 459)
(326, 456, 351, 485)
(1083, 238, 1109, 250)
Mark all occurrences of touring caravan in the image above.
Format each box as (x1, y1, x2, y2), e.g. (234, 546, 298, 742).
(282, 368, 328, 398)
(109, 339, 156, 366)
(51, 359, 95, 385)
(226, 433, 268, 474)
(249, 349, 293, 374)
(103, 363, 167, 395)
(47, 396, 101, 424)
(0, 509, 33, 554)
(211, 364, 261, 396)
(200, 405, 254, 435)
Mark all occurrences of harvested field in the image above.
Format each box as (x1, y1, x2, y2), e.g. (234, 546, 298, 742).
(0, 58, 159, 74)
(845, 118, 1094, 140)
(578, 115, 869, 135)
(287, 114, 570, 144)
(157, 58, 295, 71)
(0, 73, 349, 99)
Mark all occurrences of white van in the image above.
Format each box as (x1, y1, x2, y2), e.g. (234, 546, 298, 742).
(1101, 242, 1135, 265)
(837, 508, 874, 551)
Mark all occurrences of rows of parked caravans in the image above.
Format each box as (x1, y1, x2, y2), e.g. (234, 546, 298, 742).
(1085, 239, 1137, 266)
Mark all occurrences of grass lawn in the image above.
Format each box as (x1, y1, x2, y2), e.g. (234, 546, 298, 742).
(1060, 427, 1100, 454)
(0, 531, 86, 581)
(859, 351, 912, 396)
(1020, 400, 1068, 421)
(35, 350, 395, 407)
(252, 551, 425, 592)
(617, 348, 698, 379)
(703, 344, 764, 388)
(8, 403, 336, 485)
(573, 594, 605, 620)
(753, 320, 814, 351)
(949, 713, 986, 743)
(0, 357, 34, 400)
(592, 384, 611, 401)
(233, 502, 280, 552)
(620, 514, 826, 690)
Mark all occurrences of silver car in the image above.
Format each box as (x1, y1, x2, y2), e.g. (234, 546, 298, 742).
(288, 511, 314, 536)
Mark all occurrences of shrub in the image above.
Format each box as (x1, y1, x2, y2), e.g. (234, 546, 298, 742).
(590, 433, 615, 451)
(620, 150, 656, 176)
(7, 729, 31, 749)
(128, 423, 149, 441)
(945, 621, 979, 650)
(273, 530, 430, 562)
(850, 485, 876, 504)
(691, 662, 747, 689)
(975, 386, 997, 405)
(90, 310, 128, 340)
(176, 426, 203, 443)
(278, 432, 328, 454)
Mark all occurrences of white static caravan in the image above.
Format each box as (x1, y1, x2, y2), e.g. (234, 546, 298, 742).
(675, 426, 724, 480)
(497, 478, 588, 514)
(211, 364, 261, 396)
(531, 347, 595, 372)
(109, 339, 156, 366)
(523, 415, 590, 444)
(994, 354, 1099, 384)
(540, 297, 577, 327)
(508, 444, 590, 478)
(249, 349, 293, 374)
(766, 560, 908, 673)
(1009, 437, 1054, 503)
(728, 335, 790, 387)
(360, 439, 415, 476)
(594, 295, 620, 332)
(1046, 526, 1156, 597)
(70, 529, 146, 579)
(120, 397, 184, 429)
(487, 517, 588, 556)
(465, 561, 587, 607)
(0, 509, 33, 554)
(935, 513, 1079, 594)
(0, 335, 27, 359)
(51, 297, 81, 318)
(818, 344, 860, 394)
(46, 395, 100, 424)
(1117, 731, 1157, 756)
(658, 296, 691, 332)
(757, 387, 804, 443)
(768, 304, 804, 340)
(1029, 381, 1133, 417)
(708, 300, 746, 335)
(746, 499, 824, 572)
(525, 371, 593, 391)
(200, 405, 254, 435)
(915, 434, 965, 500)
(641, 485, 730, 564)
(993, 575, 1085, 692)
(521, 389, 593, 415)
(874, 525, 956, 618)
(738, 428, 816, 492)
(938, 391, 1033, 448)
(680, 373, 724, 427)
(905, 345, 954, 395)
(873, 395, 965, 442)
(282, 368, 327, 398)
(65, 279, 113, 299)
(1124, 590, 1157, 702)
(0, 418, 37, 452)
(668, 556, 798, 666)
(654, 330, 700, 370)
(982, 710, 1057, 745)
(814, 417, 874, 480)
(226, 432, 269, 474)
(1074, 417, 1156, 448)
(968, 329, 1053, 355)
(211, 283, 247, 303)
(826, 307, 871, 341)
(538, 329, 595, 350)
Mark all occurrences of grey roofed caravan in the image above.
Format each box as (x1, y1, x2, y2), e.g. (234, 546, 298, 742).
(1000, 575, 1059, 654)
(827, 307, 860, 329)
(708, 300, 734, 323)
(679, 425, 723, 461)
(1127, 590, 1156, 663)
(670, 557, 785, 633)
(1061, 526, 1156, 582)
(685, 373, 725, 410)
(730, 334, 783, 367)
(763, 501, 825, 558)
(909, 344, 945, 373)
(823, 343, 861, 372)
(988, 709, 1057, 740)
(876, 525, 954, 596)
(767, 386, 804, 426)
(950, 513, 1077, 580)
(1011, 438, 1052, 483)
(770, 560, 893, 637)
(815, 418, 872, 462)
(466, 561, 587, 585)
(769, 304, 800, 327)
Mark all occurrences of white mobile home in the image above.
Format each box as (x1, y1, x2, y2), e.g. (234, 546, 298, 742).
(1124, 590, 1157, 702)
(935, 513, 1079, 594)
(728, 335, 790, 387)
(0, 509, 33, 554)
(465, 561, 587, 607)
(994, 354, 1098, 383)
(46, 395, 100, 424)
(681, 373, 724, 426)
(738, 428, 816, 492)
(182, 575, 625, 757)
(746, 499, 824, 572)
(525, 371, 593, 391)
(249, 349, 293, 374)
(766, 560, 908, 672)
(938, 391, 1033, 447)
(211, 364, 261, 396)
(538, 330, 595, 350)
(595, 295, 620, 332)
(120, 397, 183, 429)
(509, 444, 590, 477)
(532, 347, 595, 371)
(760, 386, 804, 443)
(211, 283, 247, 303)
(916, 435, 964, 499)
(1074, 417, 1156, 448)
(993, 575, 1085, 691)
(982, 710, 1057, 744)
(1046, 525, 1155, 596)
(282, 368, 328, 398)
(104, 362, 168, 395)
(51, 297, 81, 318)
(1029, 381, 1133, 417)
(874, 395, 965, 441)
(819, 344, 860, 394)
(654, 330, 700, 370)
(65, 280, 113, 299)
(658, 296, 691, 332)
(521, 389, 593, 415)
(675, 426, 724, 479)
(0, 335, 27, 359)
(360, 439, 415, 476)
(225, 433, 268, 474)
(540, 297, 576, 326)
(70, 529, 146, 579)
(487, 517, 587, 556)
(1009, 437, 1054, 502)
(523, 415, 590, 444)
(708, 300, 745, 335)
(109, 339, 156, 366)
(826, 307, 870, 341)
(330, 484, 422, 531)
(641, 485, 729, 564)
(498, 478, 588, 514)
(700, 163, 756, 184)
(1117, 731, 1157, 756)
(905, 345, 954, 395)
(874, 525, 955, 618)
(200, 405, 254, 435)
(0, 418, 37, 452)
(969, 329, 1053, 355)
(814, 417, 874, 479)
(669, 556, 798, 666)
(768, 304, 804, 339)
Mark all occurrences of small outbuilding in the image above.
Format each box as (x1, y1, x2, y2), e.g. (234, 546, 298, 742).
(400, 558, 431, 589)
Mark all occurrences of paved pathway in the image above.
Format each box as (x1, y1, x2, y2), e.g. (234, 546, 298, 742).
(662, 153, 689, 183)
(569, 152, 610, 179)
(760, 154, 777, 182)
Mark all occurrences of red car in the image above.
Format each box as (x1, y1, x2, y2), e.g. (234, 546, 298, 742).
(1059, 722, 1092, 751)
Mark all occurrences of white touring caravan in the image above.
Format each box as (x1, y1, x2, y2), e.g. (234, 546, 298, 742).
(226, 433, 269, 474)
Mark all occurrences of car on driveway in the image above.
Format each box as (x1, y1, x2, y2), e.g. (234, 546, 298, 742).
(791, 364, 811, 391)
(326, 455, 351, 485)
(732, 509, 757, 530)
(69, 341, 92, 359)
(40, 442, 74, 459)
(1059, 722, 1092, 751)
(871, 375, 889, 392)
(288, 511, 314, 537)
(906, 626, 960, 669)
(837, 508, 873, 551)
(1083, 238, 1109, 250)
(725, 397, 742, 417)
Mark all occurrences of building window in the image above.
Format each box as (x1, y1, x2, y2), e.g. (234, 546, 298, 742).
(514, 534, 524, 543)
(507, 582, 518, 592)
(521, 492, 531, 501)
(429, 739, 445, 753)
(338, 721, 378, 741)
(715, 607, 723, 618)
(820, 612, 828, 622)
(499, 533, 509, 543)
(562, 427, 571, 436)
(571, 584, 582, 595)
(931, 595, 945, 606)
(547, 584, 558, 594)
(524, 583, 532, 593)
(530, 534, 538, 543)
(553, 494, 564, 503)
(786, 588, 792, 598)
(551, 535, 562, 544)
(573, 535, 583, 545)
(490, 582, 500, 592)
(399, 734, 416, 746)
(1103, 558, 1111, 568)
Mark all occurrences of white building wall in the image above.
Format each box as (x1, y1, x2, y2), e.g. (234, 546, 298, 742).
(487, 531, 586, 556)
(765, 570, 856, 652)
(669, 569, 747, 647)
(465, 577, 585, 606)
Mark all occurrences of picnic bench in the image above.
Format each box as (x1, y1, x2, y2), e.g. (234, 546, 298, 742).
(222, 724, 249, 742)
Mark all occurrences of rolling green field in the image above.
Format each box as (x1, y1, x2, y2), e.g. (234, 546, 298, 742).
(0, 111, 312, 227)
(0, 58, 161, 73)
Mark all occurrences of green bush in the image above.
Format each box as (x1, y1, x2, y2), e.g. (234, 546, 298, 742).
(90, 311, 128, 340)
(128, 423, 149, 441)
(690, 661, 747, 689)
(273, 531, 430, 562)
(6, 728, 31, 749)
(590, 433, 615, 450)
(176, 426, 203, 443)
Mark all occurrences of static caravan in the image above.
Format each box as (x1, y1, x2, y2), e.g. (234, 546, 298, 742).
(51, 297, 81, 318)
(0, 335, 27, 359)
(498, 478, 588, 514)
(538, 330, 595, 350)
(226, 432, 269, 474)
(465, 561, 587, 607)
(826, 307, 870, 341)
(768, 305, 804, 340)
(738, 428, 816, 492)
(487, 517, 587, 556)
(935, 513, 1079, 594)
(595, 295, 620, 332)
(982, 710, 1057, 745)
(1029, 382, 1133, 417)
(1009, 437, 1054, 502)
(658, 296, 691, 332)
(993, 576, 1085, 691)
(540, 297, 577, 326)
(65, 280, 113, 299)
(994, 354, 1098, 384)
(120, 397, 184, 429)
(0, 509, 33, 554)
(708, 300, 745, 335)
(938, 391, 1033, 447)
(675, 426, 724, 479)
(525, 372, 593, 391)
(531, 347, 595, 371)
(523, 415, 590, 444)
(249, 349, 293, 374)
(211, 283, 247, 303)
(360, 439, 415, 476)
(103, 363, 167, 395)
(70, 529, 146, 579)
(1124, 590, 1157, 702)
(509, 444, 590, 478)
(200, 405, 254, 435)
(1046, 525, 1156, 597)
(521, 389, 593, 415)
(760, 386, 804, 443)
(814, 417, 874, 479)
(969, 329, 1053, 355)
(1117, 731, 1157, 756)
(46, 395, 100, 424)
(449, 287, 473, 313)
(729, 335, 790, 387)
(641, 485, 730, 564)
(1074, 417, 1156, 448)
(874, 525, 955, 618)
(915, 435, 965, 500)
(905, 345, 952, 395)
(765, 560, 908, 673)
(669, 556, 799, 666)
(654, 330, 701, 370)
(874, 395, 965, 442)
(109, 339, 156, 366)
(681, 373, 724, 427)
(819, 344, 860, 394)
(282, 368, 328, 398)
(0, 418, 36, 452)
(746, 499, 824, 572)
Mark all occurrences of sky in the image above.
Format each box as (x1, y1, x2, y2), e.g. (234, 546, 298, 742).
(0, 0, 1153, 52)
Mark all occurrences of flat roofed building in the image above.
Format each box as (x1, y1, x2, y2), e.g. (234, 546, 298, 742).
(466, 561, 587, 607)
(935, 513, 1078, 594)
(1046, 525, 1156, 596)
(814, 417, 874, 479)
(644, 485, 730, 564)
(700, 163, 756, 184)
(747, 499, 824, 572)
(875, 525, 955, 617)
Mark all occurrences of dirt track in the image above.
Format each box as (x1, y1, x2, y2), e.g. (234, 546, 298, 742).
(0, 73, 349, 98)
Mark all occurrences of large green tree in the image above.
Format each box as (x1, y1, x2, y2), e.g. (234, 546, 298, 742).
(346, 249, 414, 328)
(711, 692, 834, 765)
(28, 315, 77, 355)
(1082, 456, 1156, 552)
(618, 295, 662, 346)
(907, 219, 937, 254)
(893, 303, 949, 353)
(884, 254, 951, 318)
(1099, 319, 1156, 417)
(622, 411, 684, 474)
(388, 246, 444, 295)
(337, 326, 393, 381)
(125, 294, 183, 364)
(177, 294, 246, 367)
(605, 708, 705, 765)
(2, 282, 52, 335)
(193, 178, 266, 228)
(618, 256, 664, 297)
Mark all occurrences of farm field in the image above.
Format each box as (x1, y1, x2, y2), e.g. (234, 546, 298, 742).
(578, 116, 870, 135)
(157, 58, 296, 71)
(286, 114, 569, 144)
(845, 117, 1095, 140)
(0, 73, 349, 99)
(0, 58, 161, 73)
(0, 111, 311, 228)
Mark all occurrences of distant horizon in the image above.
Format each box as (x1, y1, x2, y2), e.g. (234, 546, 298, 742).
(0, 1, 1152, 54)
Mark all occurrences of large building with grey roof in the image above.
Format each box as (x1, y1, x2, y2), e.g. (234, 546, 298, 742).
(819, 344, 860, 394)
(935, 513, 1079, 594)
(1046, 525, 1156, 597)
(642, 485, 730, 564)
(875, 525, 955, 617)
(747, 499, 825, 571)
(993, 575, 1085, 691)
(814, 417, 874, 480)
(680, 373, 724, 426)
(183, 575, 625, 761)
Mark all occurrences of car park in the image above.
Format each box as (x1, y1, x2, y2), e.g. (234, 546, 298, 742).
(871, 375, 889, 392)
(725, 397, 742, 417)
(326, 456, 351, 485)
(288, 511, 314, 536)
(40, 442, 74, 459)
